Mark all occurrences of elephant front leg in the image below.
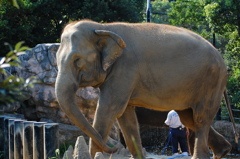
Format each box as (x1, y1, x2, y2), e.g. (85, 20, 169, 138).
(117, 106, 145, 159)
(192, 124, 211, 159)
(89, 108, 116, 157)
(187, 130, 195, 156)
(89, 89, 131, 157)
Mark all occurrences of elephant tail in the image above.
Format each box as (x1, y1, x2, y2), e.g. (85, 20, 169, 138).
(224, 90, 239, 143)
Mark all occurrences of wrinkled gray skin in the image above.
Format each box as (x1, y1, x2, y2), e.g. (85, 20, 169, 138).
(55, 20, 229, 159)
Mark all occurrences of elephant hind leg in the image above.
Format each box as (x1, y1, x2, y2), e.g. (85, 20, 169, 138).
(191, 93, 224, 158)
(117, 106, 145, 159)
(177, 108, 232, 158)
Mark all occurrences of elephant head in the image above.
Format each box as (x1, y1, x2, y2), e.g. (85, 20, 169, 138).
(55, 21, 126, 153)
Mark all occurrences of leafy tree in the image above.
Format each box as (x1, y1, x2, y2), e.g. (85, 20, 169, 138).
(204, 0, 240, 36)
(0, 42, 36, 108)
(224, 38, 240, 108)
(151, 0, 171, 24)
(0, 0, 22, 8)
(81, 0, 145, 22)
(168, 0, 207, 31)
(0, 0, 145, 57)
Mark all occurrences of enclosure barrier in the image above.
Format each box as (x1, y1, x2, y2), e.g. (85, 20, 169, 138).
(0, 115, 59, 159)
(219, 107, 240, 123)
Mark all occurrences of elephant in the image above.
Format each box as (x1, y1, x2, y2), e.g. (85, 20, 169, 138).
(55, 20, 231, 159)
(135, 107, 232, 159)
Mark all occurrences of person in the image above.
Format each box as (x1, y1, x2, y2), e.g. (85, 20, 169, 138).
(164, 110, 189, 156)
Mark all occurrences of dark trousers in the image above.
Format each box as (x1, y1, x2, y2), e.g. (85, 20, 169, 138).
(170, 128, 188, 153)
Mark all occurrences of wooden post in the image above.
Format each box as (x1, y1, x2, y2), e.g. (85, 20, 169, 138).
(3, 117, 16, 159)
(33, 122, 46, 159)
(14, 120, 25, 159)
(44, 123, 59, 159)
(0, 116, 5, 152)
(9, 119, 18, 159)
(23, 121, 34, 159)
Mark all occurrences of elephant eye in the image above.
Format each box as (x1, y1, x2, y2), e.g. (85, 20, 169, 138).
(74, 57, 79, 63)
(74, 58, 85, 69)
(74, 58, 80, 66)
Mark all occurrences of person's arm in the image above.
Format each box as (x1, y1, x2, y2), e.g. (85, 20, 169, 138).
(164, 112, 171, 126)
(163, 123, 169, 128)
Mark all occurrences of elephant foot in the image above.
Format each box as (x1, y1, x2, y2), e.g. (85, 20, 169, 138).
(129, 150, 146, 159)
(89, 141, 103, 157)
(211, 138, 232, 159)
(130, 156, 146, 159)
(191, 153, 210, 159)
(90, 149, 103, 158)
(212, 145, 231, 159)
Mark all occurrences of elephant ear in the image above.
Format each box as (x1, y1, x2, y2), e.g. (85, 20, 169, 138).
(95, 30, 126, 71)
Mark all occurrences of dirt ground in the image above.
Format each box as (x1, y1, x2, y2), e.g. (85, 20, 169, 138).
(102, 152, 240, 159)
(103, 153, 191, 159)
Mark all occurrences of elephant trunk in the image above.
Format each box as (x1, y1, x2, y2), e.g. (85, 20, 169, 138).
(55, 71, 117, 153)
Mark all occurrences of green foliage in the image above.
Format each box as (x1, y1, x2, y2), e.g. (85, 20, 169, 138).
(204, 0, 240, 35)
(151, 0, 171, 24)
(0, 0, 145, 57)
(58, 143, 74, 158)
(0, 0, 23, 8)
(131, 136, 142, 159)
(225, 38, 240, 108)
(48, 149, 60, 159)
(168, 0, 207, 31)
(0, 42, 37, 107)
(0, 151, 3, 159)
(81, 0, 145, 22)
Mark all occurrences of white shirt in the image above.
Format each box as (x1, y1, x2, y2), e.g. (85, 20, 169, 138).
(164, 110, 185, 128)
